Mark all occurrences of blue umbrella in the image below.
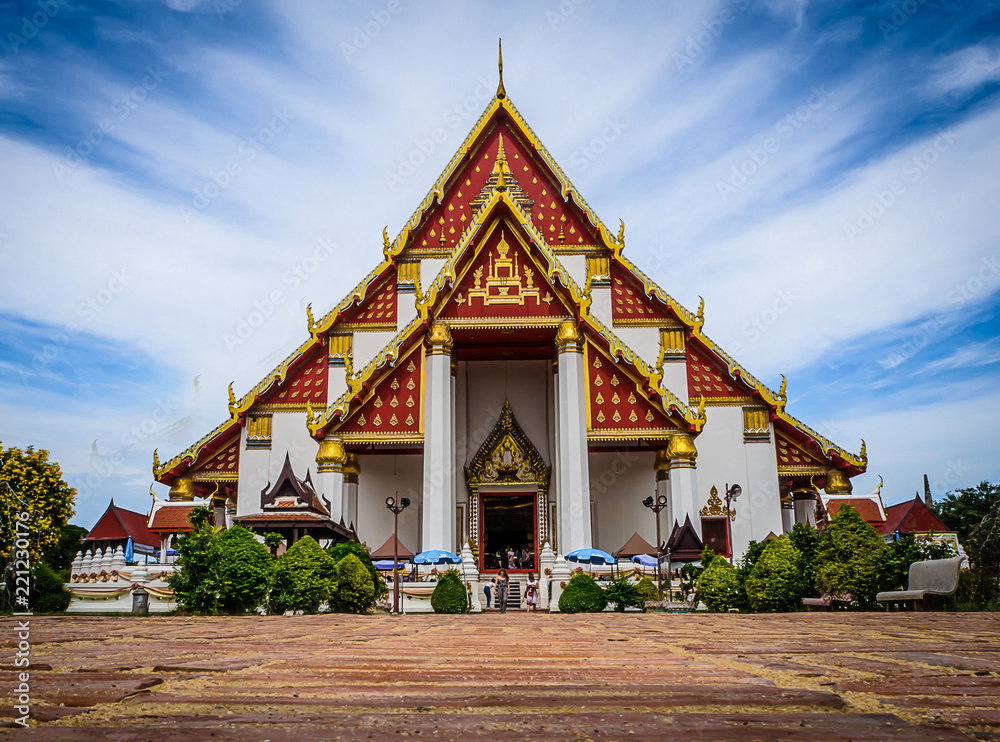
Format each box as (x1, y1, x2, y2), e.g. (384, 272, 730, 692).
(414, 550, 462, 565)
(373, 559, 407, 570)
(124, 537, 134, 563)
(566, 548, 615, 565)
(631, 554, 657, 568)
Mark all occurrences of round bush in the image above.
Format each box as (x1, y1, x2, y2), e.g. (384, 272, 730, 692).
(635, 576, 659, 604)
(815, 504, 887, 608)
(431, 570, 468, 613)
(31, 562, 71, 613)
(328, 541, 387, 599)
(696, 558, 741, 612)
(558, 572, 608, 613)
(332, 553, 376, 613)
(745, 536, 803, 612)
(271, 536, 336, 614)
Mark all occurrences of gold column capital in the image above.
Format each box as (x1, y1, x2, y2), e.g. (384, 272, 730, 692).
(667, 433, 698, 468)
(343, 452, 361, 484)
(317, 438, 348, 472)
(654, 449, 672, 474)
(554, 321, 582, 353)
(824, 469, 852, 494)
(426, 322, 454, 354)
(168, 477, 195, 502)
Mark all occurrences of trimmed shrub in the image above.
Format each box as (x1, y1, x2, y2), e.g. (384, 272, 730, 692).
(271, 536, 336, 614)
(216, 525, 274, 615)
(431, 570, 468, 613)
(815, 505, 887, 608)
(696, 558, 741, 612)
(789, 524, 820, 597)
(332, 553, 376, 613)
(605, 575, 642, 612)
(328, 542, 387, 599)
(635, 576, 658, 604)
(31, 562, 71, 613)
(167, 510, 224, 614)
(745, 536, 803, 612)
(558, 572, 608, 613)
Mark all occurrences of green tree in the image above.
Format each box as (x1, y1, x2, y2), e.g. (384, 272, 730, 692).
(167, 509, 274, 615)
(604, 575, 642, 612)
(30, 562, 71, 613)
(815, 505, 887, 608)
(332, 553, 376, 613)
(263, 533, 284, 557)
(788, 524, 820, 597)
(635, 576, 659, 604)
(558, 572, 608, 613)
(965, 498, 1000, 607)
(1, 444, 76, 566)
(271, 536, 336, 614)
(328, 541, 387, 599)
(42, 524, 88, 572)
(696, 558, 741, 612)
(745, 536, 804, 612)
(431, 570, 468, 613)
(933, 481, 1000, 541)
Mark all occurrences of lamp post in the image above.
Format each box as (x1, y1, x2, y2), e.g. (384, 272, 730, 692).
(642, 493, 669, 598)
(723, 483, 742, 562)
(385, 493, 411, 615)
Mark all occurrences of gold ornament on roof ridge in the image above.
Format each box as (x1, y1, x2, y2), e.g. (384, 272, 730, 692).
(496, 38, 506, 100)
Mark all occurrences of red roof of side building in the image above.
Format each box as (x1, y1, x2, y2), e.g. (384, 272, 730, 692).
(82, 500, 159, 548)
(147, 503, 199, 533)
(825, 498, 886, 524)
(876, 496, 951, 536)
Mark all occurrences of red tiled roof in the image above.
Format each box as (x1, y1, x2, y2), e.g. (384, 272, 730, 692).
(148, 504, 198, 532)
(826, 498, 885, 524)
(82, 501, 158, 548)
(876, 497, 950, 536)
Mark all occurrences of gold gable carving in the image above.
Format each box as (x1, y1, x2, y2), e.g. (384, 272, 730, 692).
(465, 400, 550, 498)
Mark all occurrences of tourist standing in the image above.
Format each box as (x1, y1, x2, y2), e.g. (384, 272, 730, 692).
(483, 581, 492, 608)
(495, 569, 510, 614)
(525, 572, 539, 613)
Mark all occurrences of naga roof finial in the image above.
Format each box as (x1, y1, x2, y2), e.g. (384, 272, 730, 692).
(306, 302, 315, 333)
(778, 374, 787, 401)
(696, 296, 705, 324)
(152, 448, 160, 474)
(860, 439, 868, 463)
(227, 382, 236, 412)
(496, 38, 506, 100)
(382, 226, 392, 259)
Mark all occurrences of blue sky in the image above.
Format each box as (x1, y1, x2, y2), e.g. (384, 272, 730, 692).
(1, 0, 999, 528)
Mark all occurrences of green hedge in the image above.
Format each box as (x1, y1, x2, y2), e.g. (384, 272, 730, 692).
(270, 536, 336, 614)
(558, 573, 608, 613)
(745, 536, 803, 612)
(431, 571, 468, 613)
(696, 558, 741, 612)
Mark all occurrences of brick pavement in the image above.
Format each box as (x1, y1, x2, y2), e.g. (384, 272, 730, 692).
(1, 613, 998, 740)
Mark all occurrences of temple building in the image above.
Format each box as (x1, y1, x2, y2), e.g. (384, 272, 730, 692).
(152, 51, 867, 572)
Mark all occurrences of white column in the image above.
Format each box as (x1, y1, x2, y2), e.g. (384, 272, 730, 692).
(654, 450, 672, 548)
(316, 439, 346, 523)
(793, 490, 817, 527)
(667, 433, 700, 538)
(343, 453, 360, 530)
(552, 358, 561, 554)
(781, 494, 794, 534)
(451, 360, 458, 553)
(555, 322, 591, 553)
(422, 323, 455, 551)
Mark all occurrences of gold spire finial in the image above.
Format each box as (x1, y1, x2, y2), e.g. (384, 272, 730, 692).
(496, 38, 506, 100)
(494, 134, 508, 191)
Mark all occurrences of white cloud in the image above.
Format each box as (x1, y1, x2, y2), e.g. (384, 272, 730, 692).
(929, 43, 1000, 96)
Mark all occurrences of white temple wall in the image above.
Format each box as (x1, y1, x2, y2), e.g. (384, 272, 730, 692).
(660, 358, 689, 400)
(353, 330, 397, 371)
(397, 288, 418, 331)
(356, 454, 423, 553)
(589, 450, 658, 555)
(560, 255, 587, 292)
(460, 360, 552, 467)
(270, 411, 320, 484)
(237, 425, 269, 517)
(590, 286, 612, 327)
(694, 406, 781, 559)
(613, 326, 660, 368)
(326, 364, 347, 403)
(420, 258, 448, 288)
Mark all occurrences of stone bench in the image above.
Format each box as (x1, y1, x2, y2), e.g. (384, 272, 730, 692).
(876, 555, 965, 611)
(802, 592, 852, 611)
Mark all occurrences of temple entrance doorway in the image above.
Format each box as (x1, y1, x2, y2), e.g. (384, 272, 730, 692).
(479, 493, 536, 572)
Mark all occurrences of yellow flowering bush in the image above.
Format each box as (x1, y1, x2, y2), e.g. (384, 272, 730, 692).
(1, 443, 76, 564)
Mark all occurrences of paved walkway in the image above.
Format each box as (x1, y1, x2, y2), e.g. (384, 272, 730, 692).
(2, 613, 999, 740)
